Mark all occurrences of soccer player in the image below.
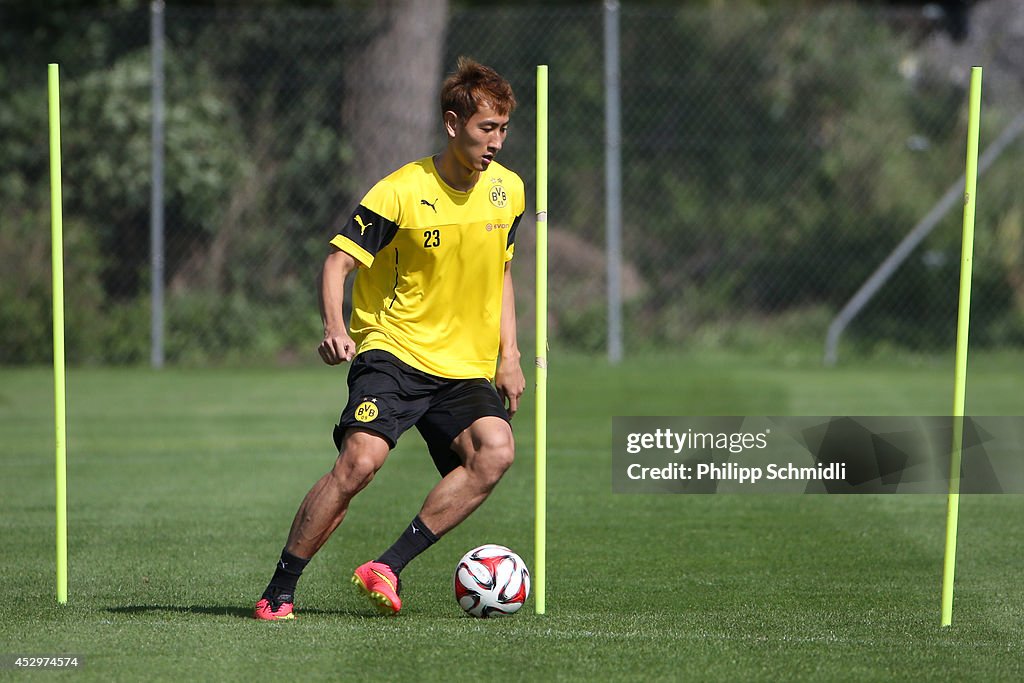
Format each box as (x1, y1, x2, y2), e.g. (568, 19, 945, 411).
(255, 57, 526, 620)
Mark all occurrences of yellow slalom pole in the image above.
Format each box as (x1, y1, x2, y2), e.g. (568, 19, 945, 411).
(941, 65, 982, 627)
(534, 64, 548, 615)
(48, 63, 69, 605)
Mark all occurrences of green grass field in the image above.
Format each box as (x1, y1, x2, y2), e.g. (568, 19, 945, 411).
(2, 350, 1023, 681)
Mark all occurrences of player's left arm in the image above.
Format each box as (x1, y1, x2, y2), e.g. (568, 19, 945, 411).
(495, 261, 526, 417)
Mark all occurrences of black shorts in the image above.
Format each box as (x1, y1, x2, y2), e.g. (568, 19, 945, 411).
(333, 350, 510, 476)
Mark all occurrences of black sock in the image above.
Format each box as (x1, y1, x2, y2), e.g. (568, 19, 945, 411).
(263, 548, 310, 600)
(375, 515, 439, 575)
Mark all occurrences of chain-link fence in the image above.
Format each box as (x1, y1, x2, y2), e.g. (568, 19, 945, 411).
(3, 1, 1024, 366)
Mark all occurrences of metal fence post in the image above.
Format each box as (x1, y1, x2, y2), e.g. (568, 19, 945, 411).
(604, 0, 623, 363)
(150, 0, 166, 368)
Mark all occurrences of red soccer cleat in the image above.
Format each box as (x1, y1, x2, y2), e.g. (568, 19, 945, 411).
(254, 593, 295, 621)
(351, 561, 402, 615)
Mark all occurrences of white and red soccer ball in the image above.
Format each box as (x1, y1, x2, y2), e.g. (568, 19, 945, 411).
(453, 544, 530, 618)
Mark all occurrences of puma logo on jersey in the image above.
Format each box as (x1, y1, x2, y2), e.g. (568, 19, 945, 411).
(355, 215, 373, 235)
(420, 198, 439, 213)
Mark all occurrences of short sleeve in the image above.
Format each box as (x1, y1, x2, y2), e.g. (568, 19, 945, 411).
(330, 180, 401, 267)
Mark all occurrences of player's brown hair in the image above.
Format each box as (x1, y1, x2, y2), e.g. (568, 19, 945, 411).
(440, 56, 516, 121)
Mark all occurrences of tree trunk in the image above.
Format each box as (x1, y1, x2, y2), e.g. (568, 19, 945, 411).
(341, 0, 449, 204)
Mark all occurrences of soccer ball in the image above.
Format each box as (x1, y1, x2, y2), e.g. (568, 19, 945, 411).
(453, 544, 530, 618)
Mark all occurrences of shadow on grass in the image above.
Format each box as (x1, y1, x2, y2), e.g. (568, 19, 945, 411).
(105, 605, 376, 619)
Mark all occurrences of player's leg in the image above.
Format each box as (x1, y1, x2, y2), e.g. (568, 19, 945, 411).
(255, 429, 390, 620)
(286, 428, 391, 557)
(256, 351, 420, 621)
(353, 416, 513, 616)
(417, 415, 514, 535)
(364, 376, 513, 595)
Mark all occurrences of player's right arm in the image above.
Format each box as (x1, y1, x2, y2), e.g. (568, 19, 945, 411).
(319, 175, 401, 365)
(317, 247, 359, 365)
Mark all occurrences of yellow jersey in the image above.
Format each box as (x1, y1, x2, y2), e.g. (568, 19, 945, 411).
(330, 156, 525, 380)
